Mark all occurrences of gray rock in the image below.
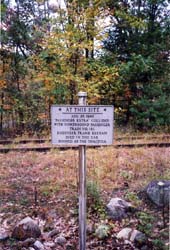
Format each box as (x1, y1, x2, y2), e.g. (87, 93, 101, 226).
(106, 198, 134, 220)
(44, 241, 56, 248)
(131, 230, 147, 246)
(18, 238, 35, 248)
(117, 228, 132, 240)
(12, 217, 41, 240)
(117, 228, 147, 246)
(124, 239, 132, 246)
(55, 235, 67, 245)
(145, 180, 170, 207)
(47, 228, 60, 238)
(0, 231, 9, 241)
(95, 224, 110, 239)
(34, 240, 44, 250)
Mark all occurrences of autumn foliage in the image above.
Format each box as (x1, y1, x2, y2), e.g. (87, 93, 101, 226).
(0, 0, 170, 136)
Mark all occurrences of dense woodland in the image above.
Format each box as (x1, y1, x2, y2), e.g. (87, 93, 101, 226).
(0, 0, 170, 136)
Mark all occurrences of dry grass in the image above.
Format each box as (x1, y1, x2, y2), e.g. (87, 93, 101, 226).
(0, 146, 169, 211)
(0, 139, 169, 250)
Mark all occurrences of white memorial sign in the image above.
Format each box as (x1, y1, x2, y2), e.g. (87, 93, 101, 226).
(51, 105, 114, 145)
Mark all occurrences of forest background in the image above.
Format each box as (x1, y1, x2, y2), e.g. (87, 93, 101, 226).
(0, 0, 170, 137)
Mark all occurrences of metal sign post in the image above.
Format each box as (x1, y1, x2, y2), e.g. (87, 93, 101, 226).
(51, 93, 114, 250)
(78, 92, 87, 250)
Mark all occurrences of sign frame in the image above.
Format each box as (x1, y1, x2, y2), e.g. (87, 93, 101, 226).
(51, 105, 114, 146)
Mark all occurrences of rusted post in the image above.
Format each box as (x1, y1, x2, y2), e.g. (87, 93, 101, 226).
(78, 92, 87, 250)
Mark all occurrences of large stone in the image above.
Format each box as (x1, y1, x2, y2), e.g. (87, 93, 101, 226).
(106, 198, 134, 220)
(117, 228, 147, 247)
(145, 180, 170, 207)
(12, 217, 41, 240)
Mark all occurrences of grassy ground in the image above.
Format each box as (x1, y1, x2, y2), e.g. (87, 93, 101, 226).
(0, 144, 169, 249)
(0, 146, 169, 204)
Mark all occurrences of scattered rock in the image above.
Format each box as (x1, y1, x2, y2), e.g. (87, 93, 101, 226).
(44, 241, 56, 248)
(47, 228, 60, 238)
(12, 217, 41, 240)
(106, 197, 134, 220)
(41, 232, 49, 241)
(55, 235, 67, 245)
(0, 231, 10, 241)
(145, 180, 170, 207)
(117, 228, 147, 247)
(18, 238, 35, 248)
(34, 240, 44, 250)
(117, 228, 132, 240)
(95, 224, 110, 239)
(132, 230, 147, 247)
(124, 239, 133, 247)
